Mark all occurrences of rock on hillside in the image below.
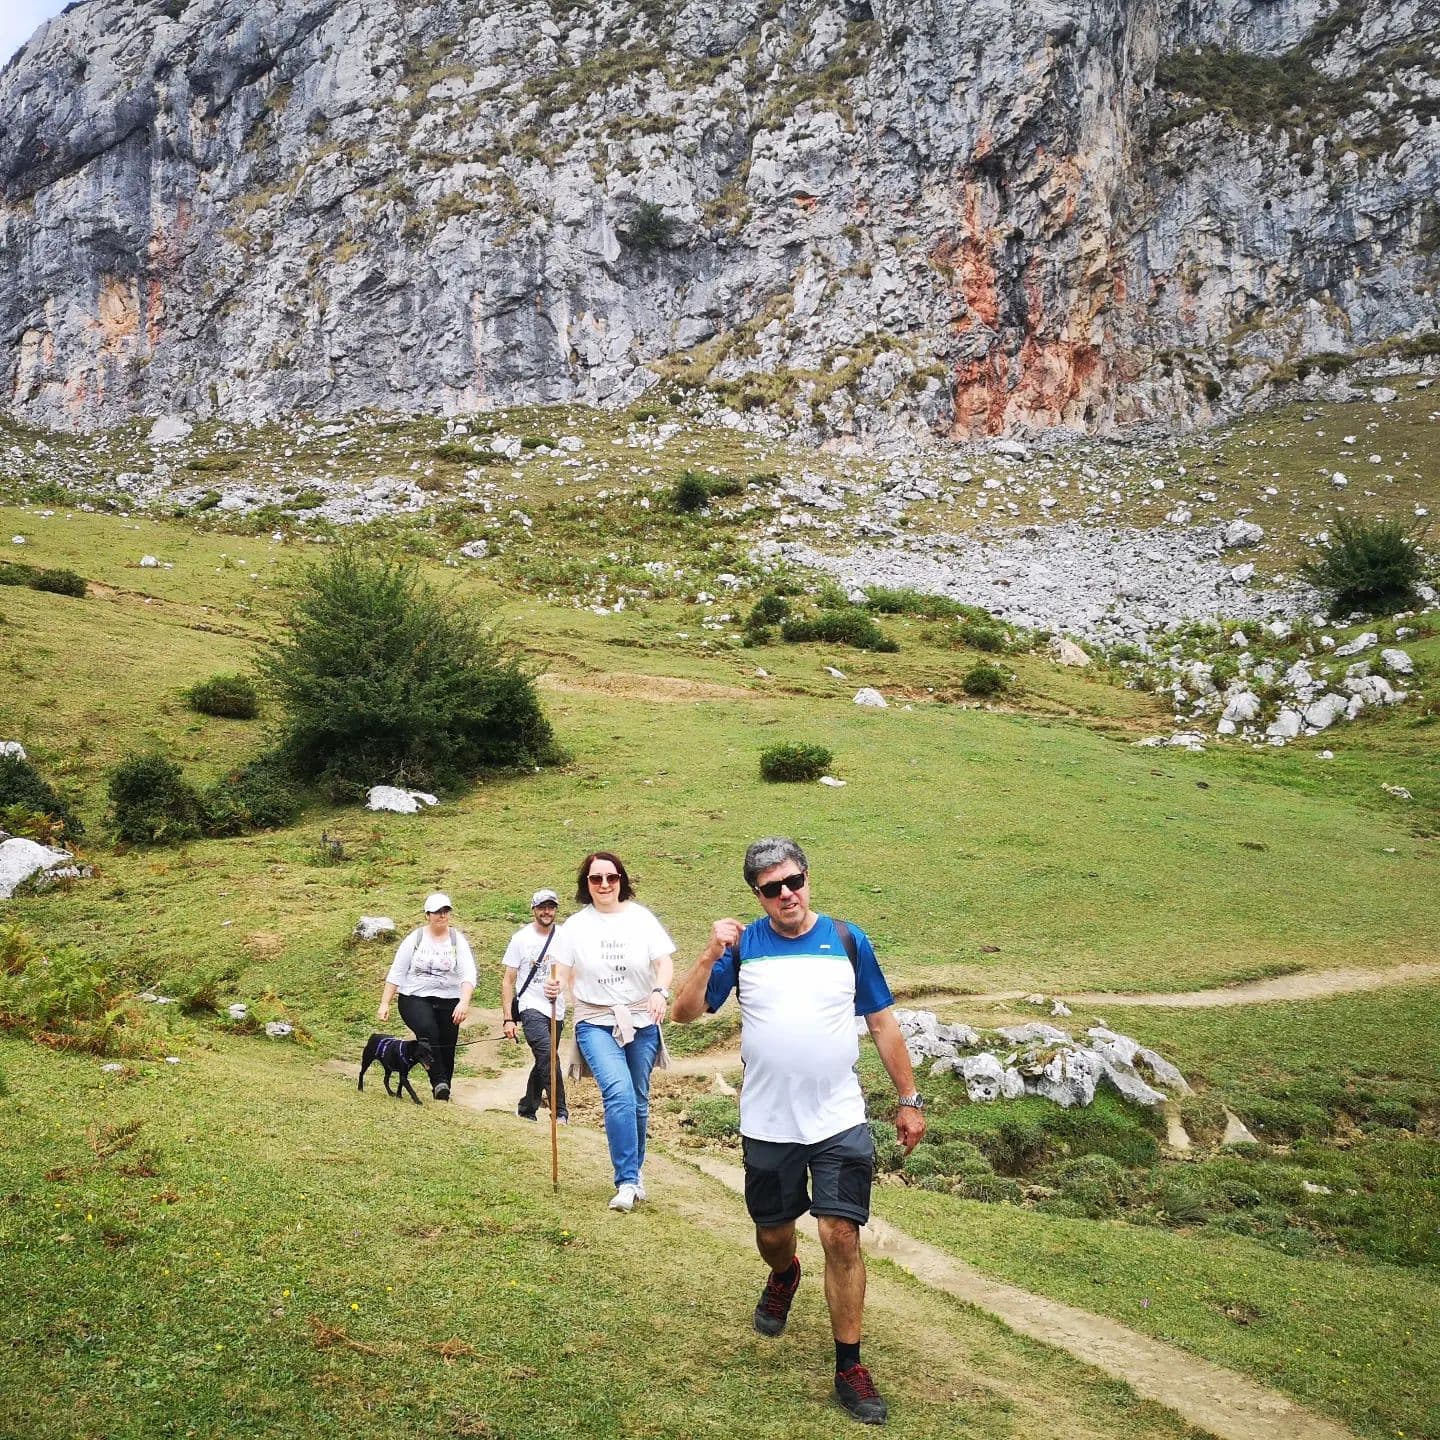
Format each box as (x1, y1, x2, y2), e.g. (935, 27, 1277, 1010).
(2, 0, 1437, 444)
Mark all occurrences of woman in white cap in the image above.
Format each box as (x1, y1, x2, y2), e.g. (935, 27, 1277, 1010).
(378, 893, 476, 1101)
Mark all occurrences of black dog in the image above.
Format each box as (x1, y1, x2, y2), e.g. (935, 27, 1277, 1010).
(358, 1034, 435, 1105)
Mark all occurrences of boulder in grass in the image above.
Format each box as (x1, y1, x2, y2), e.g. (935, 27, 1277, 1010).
(1, 741, 27, 760)
(148, 415, 193, 444)
(1381, 648, 1414, 676)
(853, 687, 887, 708)
(365, 786, 439, 814)
(0, 837, 84, 899)
(1049, 636, 1090, 667)
(354, 916, 398, 942)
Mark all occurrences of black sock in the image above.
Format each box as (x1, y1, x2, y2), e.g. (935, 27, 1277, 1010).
(771, 1257, 799, 1287)
(836, 1340, 861, 1372)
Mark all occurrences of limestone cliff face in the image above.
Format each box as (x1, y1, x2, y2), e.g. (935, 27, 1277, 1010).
(0, 0, 1435, 441)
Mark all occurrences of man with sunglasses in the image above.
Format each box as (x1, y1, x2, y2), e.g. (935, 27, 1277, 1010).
(672, 838, 924, 1426)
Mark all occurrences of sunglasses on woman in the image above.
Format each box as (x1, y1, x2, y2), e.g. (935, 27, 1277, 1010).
(588, 872, 621, 886)
(754, 872, 806, 899)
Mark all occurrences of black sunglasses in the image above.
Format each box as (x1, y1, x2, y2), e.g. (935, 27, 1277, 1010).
(588, 871, 621, 885)
(755, 872, 806, 900)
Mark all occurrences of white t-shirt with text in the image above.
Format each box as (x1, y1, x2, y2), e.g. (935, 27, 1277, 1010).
(553, 903, 675, 1012)
(385, 926, 477, 1000)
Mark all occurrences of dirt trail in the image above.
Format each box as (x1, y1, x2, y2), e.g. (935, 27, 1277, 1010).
(904, 958, 1440, 1013)
(326, 1029, 1358, 1440)
(682, 1151, 1355, 1440)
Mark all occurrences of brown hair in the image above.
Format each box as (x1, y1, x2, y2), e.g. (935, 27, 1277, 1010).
(574, 850, 635, 905)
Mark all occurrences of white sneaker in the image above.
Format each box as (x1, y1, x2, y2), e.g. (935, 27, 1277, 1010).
(608, 1184, 638, 1212)
(634, 1172, 647, 1202)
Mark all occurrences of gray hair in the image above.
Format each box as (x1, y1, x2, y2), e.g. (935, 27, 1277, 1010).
(743, 836, 809, 889)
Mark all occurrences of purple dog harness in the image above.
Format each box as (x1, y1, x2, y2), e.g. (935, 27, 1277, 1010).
(375, 1035, 409, 1065)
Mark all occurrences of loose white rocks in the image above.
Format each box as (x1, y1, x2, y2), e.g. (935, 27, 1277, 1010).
(818, 775, 847, 787)
(147, 415, 193, 444)
(365, 786, 439, 814)
(1381, 648, 1414, 676)
(139, 555, 159, 568)
(1334, 632, 1377, 658)
(0, 741, 26, 760)
(264, 1021, 294, 1038)
(853, 687, 887, 708)
(1221, 519, 1264, 549)
(354, 916, 397, 941)
(227, 1003, 249, 1020)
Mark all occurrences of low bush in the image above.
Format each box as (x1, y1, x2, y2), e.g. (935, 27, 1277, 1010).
(683, 1096, 740, 1140)
(29, 568, 88, 598)
(201, 755, 303, 836)
(781, 609, 898, 652)
(0, 926, 166, 1056)
(1300, 512, 1426, 614)
(0, 753, 84, 839)
(962, 661, 1007, 696)
(748, 593, 791, 627)
(759, 742, 833, 783)
(107, 753, 203, 845)
(1042, 1153, 1131, 1217)
(958, 620, 1009, 653)
(671, 471, 712, 514)
(184, 673, 260, 720)
(622, 200, 677, 253)
(0, 561, 88, 598)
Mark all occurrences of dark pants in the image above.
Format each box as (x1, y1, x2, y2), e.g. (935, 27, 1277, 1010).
(517, 1007, 567, 1118)
(398, 993, 460, 1092)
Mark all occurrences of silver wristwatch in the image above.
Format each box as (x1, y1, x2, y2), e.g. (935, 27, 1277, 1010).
(898, 1093, 925, 1111)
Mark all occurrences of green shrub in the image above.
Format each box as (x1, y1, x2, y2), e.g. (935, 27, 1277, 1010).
(781, 609, 898, 652)
(0, 754, 84, 839)
(184, 673, 260, 720)
(958, 620, 1009, 653)
(0, 560, 40, 586)
(107, 753, 203, 844)
(192, 489, 223, 512)
(671, 471, 711, 514)
(962, 661, 1007, 696)
(975, 1116, 1051, 1175)
(864, 587, 964, 618)
(520, 435, 555, 450)
(1044, 1154, 1131, 1217)
(258, 549, 560, 793)
(288, 489, 325, 510)
(29, 568, 88, 598)
(1299, 512, 1426, 615)
(201, 755, 302, 836)
(1153, 1176, 1211, 1226)
(759, 742, 833, 783)
(683, 1096, 740, 1139)
(748, 593, 792, 627)
(433, 442, 488, 464)
(0, 926, 165, 1056)
(0, 561, 88, 598)
(622, 200, 677, 253)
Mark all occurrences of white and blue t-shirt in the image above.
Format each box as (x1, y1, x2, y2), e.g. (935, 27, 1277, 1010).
(705, 914, 893, 1144)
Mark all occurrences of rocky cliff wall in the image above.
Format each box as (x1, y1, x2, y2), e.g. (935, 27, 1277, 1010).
(0, 0, 1435, 442)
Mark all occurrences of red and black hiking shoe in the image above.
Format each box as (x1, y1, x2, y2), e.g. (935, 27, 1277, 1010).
(834, 1363, 888, 1425)
(752, 1258, 801, 1337)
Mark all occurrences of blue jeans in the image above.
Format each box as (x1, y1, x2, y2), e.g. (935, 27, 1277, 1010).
(575, 1020, 661, 1188)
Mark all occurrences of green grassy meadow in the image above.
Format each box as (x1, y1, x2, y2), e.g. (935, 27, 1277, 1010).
(1, 393, 1437, 1438)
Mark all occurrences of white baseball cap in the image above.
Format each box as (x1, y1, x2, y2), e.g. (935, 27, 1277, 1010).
(531, 888, 559, 908)
(424, 892, 453, 913)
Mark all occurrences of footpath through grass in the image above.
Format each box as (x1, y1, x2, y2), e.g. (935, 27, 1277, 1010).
(0, 1038, 1206, 1440)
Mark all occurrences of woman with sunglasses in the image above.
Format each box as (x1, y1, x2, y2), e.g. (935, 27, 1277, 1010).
(544, 851, 675, 1212)
(378, 892, 476, 1102)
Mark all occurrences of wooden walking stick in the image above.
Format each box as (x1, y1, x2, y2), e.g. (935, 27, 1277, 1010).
(548, 966, 560, 1194)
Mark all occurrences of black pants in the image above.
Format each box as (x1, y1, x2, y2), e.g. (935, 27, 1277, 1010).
(517, 1007, 567, 1119)
(398, 993, 460, 1092)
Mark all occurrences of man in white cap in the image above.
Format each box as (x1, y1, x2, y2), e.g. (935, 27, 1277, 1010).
(501, 889, 567, 1124)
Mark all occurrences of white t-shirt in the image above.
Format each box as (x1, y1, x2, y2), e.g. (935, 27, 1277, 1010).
(502, 922, 566, 1021)
(553, 903, 675, 1012)
(385, 926, 477, 999)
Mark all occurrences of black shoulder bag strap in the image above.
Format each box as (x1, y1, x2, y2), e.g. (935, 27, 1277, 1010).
(831, 919, 860, 977)
(512, 928, 555, 1018)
